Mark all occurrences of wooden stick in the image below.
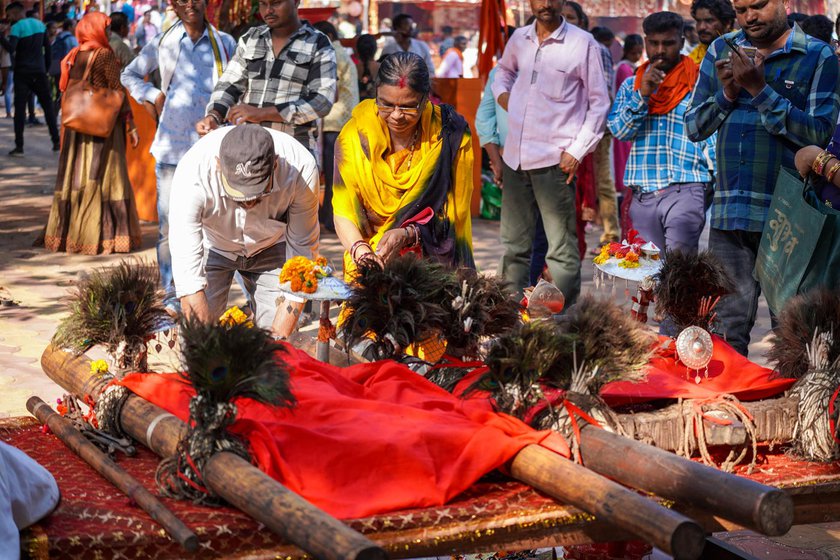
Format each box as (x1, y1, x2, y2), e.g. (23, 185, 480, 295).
(26, 396, 199, 552)
(40, 345, 387, 560)
(578, 426, 794, 536)
(511, 445, 706, 560)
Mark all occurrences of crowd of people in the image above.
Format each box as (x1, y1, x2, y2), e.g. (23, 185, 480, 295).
(3, 0, 840, 356)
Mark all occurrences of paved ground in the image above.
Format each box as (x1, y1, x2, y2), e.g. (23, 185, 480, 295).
(0, 117, 774, 418)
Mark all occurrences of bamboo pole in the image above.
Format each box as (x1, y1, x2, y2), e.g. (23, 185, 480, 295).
(40, 345, 387, 560)
(510, 445, 706, 560)
(26, 396, 199, 552)
(578, 426, 794, 536)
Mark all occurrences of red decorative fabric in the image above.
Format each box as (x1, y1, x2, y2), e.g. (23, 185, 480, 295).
(478, 0, 507, 81)
(118, 345, 568, 519)
(8, 413, 840, 560)
(0, 417, 578, 559)
(601, 335, 795, 406)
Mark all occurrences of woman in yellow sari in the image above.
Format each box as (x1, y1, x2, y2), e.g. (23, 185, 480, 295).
(332, 52, 474, 278)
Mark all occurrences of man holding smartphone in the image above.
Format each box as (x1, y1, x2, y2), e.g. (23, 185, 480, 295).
(685, 0, 840, 356)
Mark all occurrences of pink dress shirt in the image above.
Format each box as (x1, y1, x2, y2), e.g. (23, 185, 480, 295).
(491, 20, 611, 171)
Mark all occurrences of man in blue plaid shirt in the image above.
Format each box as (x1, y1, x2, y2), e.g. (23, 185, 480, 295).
(685, 0, 840, 356)
(196, 0, 337, 158)
(608, 12, 714, 257)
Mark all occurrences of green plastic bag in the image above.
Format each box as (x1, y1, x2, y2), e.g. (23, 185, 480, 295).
(480, 180, 502, 221)
(755, 169, 840, 315)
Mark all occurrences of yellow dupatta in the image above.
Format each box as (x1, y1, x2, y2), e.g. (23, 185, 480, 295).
(332, 99, 474, 279)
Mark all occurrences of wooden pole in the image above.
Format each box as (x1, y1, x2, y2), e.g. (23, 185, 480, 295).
(26, 396, 199, 552)
(317, 300, 331, 362)
(40, 345, 388, 560)
(510, 445, 706, 560)
(578, 426, 794, 536)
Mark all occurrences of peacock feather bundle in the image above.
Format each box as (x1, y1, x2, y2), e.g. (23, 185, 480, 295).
(53, 259, 169, 373)
(653, 250, 735, 332)
(767, 288, 840, 380)
(340, 253, 456, 360)
(471, 320, 576, 418)
(469, 296, 652, 456)
(767, 288, 840, 462)
(156, 317, 295, 504)
(555, 294, 653, 394)
(441, 268, 521, 358)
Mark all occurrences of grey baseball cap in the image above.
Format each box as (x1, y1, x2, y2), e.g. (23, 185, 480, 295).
(218, 124, 276, 202)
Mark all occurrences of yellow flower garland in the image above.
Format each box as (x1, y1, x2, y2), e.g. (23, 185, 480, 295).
(219, 306, 255, 328)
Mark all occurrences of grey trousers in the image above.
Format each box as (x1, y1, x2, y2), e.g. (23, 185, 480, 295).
(204, 243, 287, 330)
(499, 163, 580, 304)
(628, 182, 707, 255)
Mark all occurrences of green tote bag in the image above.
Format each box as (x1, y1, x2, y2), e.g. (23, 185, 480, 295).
(755, 168, 840, 315)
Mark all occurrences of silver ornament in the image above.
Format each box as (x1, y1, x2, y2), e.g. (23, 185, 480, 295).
(676, 326, 714, 371)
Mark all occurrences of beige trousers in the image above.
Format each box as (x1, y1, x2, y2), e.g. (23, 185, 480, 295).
(594, 132, 620, 243)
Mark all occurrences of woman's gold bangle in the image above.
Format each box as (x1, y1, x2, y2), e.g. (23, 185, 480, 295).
(826, 160, 840, 183)
(813, 150, 833, 175)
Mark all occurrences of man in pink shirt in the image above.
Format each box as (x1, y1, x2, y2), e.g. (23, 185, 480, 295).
(492, 0, 610, 304)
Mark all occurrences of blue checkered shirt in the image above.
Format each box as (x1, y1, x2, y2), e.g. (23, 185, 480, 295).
(685, 25, 840, 232)
(608, 75, 715, 193)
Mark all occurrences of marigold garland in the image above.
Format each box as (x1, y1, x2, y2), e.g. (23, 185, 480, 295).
(219, 306, 254, 328)
(279, 256, 330, 294)
(90, 359, 110, 377)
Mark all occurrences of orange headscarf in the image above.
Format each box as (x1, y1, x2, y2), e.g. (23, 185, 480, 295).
(633, 55, 699, 115)
(59, 12, 112, 92)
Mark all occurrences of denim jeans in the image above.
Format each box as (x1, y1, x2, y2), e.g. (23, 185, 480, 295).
(155, 163, 177, 309)
(499, 163, 580, 304)
(204, 243, 287, 330)
(708, 228, 763, 356)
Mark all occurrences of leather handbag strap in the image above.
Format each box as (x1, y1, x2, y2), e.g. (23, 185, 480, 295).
(78, 48, 101, 84)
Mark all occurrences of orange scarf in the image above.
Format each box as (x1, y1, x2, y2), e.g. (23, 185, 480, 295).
(633, 56, 698, 115)
(59, 11, 112, 92)
(443, 47, 464, 61)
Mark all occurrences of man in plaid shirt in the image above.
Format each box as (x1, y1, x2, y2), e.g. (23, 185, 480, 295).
(196, 0, 337, 157)
(608, 12, 714, 257)
(686, 0, 839, 356)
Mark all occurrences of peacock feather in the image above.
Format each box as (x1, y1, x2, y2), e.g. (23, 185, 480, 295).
(177, 316, 295, 408)
(653, 250, 735, 332)
(53, 259, 169, 357)
(340, 253, 456, 359)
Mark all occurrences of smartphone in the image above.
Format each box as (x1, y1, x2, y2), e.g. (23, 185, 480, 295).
(741, 46, 758, 62)
(723, 35, 758, 62)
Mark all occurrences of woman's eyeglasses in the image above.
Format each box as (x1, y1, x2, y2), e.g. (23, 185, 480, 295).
(376, 98, 424, 116)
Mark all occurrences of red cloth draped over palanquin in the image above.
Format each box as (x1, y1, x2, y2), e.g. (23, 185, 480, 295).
(118, 337, 794, 520)
(118, 344, 567, 520)
(601, 335, 796, 406)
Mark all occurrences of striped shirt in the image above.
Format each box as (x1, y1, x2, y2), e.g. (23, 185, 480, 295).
(206, 22, 337, 155)
(608, 76, 715, 193)
(685, 25, 840, 232)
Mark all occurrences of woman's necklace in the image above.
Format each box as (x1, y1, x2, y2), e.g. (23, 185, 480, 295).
(405, 127, 421, 171)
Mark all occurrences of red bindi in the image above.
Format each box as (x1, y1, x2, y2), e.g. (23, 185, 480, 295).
(397, 75, 408, 88)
